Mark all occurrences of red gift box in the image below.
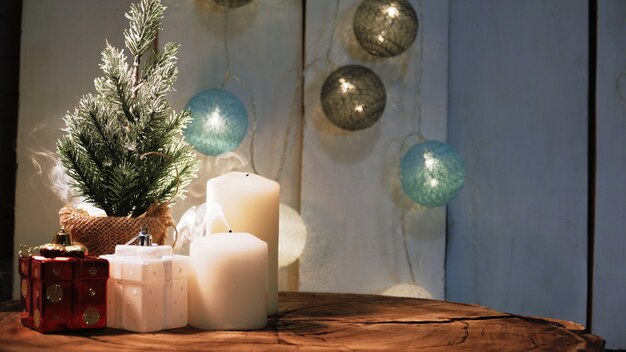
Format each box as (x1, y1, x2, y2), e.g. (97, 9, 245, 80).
(19, 255, 109, 333)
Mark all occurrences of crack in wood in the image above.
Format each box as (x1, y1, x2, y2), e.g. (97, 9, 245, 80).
(457, 321, 470, 345)
(356, 314, 512, 325)
(0, 294, 605, 351)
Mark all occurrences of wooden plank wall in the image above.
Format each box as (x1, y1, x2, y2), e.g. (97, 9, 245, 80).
(14, 0, 304, 294)
(160, 0, 302, 214)
(159, 0, 303, 289)
(300, 0, 449, 298)
(15, 1, 626, 348)
(13, 0, 134, 300)
(14, 0, 449, 299)
(446, 0, 589, 325)
(593, 0, 626, 348)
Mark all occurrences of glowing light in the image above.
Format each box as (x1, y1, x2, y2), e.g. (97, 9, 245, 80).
(339, 78, 355, 93)
(424, 152, 436, 170)
(184, 89, 248, 156)
(400, 140, 464, 207)
(279, 204, 307, 268)
(384, 5, 399, 18)
(383, 283, 432, 299)
(206, 108, 224, 130)
(321, 65, 386, 131)
(353, 0, 418, 57)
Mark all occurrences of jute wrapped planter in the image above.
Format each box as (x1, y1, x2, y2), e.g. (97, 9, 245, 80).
(59, 203, 174, 256)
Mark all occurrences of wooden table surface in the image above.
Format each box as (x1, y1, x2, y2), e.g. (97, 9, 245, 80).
(0, 292, 604, 351)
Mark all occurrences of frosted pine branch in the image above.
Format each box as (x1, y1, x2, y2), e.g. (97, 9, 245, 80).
(57, 0, 198, 217)
(124, 0, 164, 57)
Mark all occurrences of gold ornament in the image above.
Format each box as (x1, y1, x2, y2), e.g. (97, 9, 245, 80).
(34, 309, 41, 328)
(39, 242, 66, 258)
(39, 229, 89, 258)
(46, 284, 64, 303)
(52, 229, 72, 246)
(65, 243, 88, 258)
(21, 279, 28, 298)
(88, 266, 98, 276)
(83, 307, 100, 326)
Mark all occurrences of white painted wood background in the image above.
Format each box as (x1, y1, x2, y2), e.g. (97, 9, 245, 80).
(160, 0, 302, 215)
(13, 0, 626, 348)
(299, 0, 448, 299)
(14, 0, 447, 299)
(593, 0, 626, 348)
(13, 0, 133, 299)
(446, 0, 589, 325)
(158, 0, 303, 290)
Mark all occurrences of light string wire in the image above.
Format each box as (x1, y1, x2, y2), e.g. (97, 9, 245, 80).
(218, 0, 421, 285)
(214, 5, 261, 175)
(325, 0, 341, 68)
(399, 0, 424, 286)
(615, 72, 626, 101)
(247, 0, 340, 181)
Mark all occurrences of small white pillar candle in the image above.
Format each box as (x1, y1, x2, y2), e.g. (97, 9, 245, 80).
(188, 232, 267, 330)
(206, 171, 280, 315)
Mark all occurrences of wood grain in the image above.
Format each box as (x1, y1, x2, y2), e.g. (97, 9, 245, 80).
(13, 0, 134, 300)
(160, 0, 303, 290)
(0, 293, 604, 351)
(300, 0, 449, 299)
(593, 1, 626, 348)
(446, 0, 589, 323)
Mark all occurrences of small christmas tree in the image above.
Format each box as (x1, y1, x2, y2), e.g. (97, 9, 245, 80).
(57, 0, 198, 217)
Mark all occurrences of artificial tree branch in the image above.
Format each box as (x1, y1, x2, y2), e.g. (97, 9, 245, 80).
(56, 0, 198, 217)
(132, 54, 141, 100)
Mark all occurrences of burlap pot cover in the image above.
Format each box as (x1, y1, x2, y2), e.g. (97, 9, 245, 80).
(59, 203, 174, 256)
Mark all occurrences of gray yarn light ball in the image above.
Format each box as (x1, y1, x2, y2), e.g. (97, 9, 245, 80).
(353, 0, 418, 57)
(210, 0, 253, 8)
(320, 65, 386, 131)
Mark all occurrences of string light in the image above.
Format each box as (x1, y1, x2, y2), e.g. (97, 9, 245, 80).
(383, 283, 432, 299)
(210, 0, 253, 8)
(184, 89, 248, 156)
(321, 65, 386, 131)
(278, 204, 307, 268)
(353, 0, 418, 58)
(400, 140, 464, 207)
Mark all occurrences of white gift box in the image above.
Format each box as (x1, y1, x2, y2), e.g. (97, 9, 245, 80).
(101, 245, 190, 332)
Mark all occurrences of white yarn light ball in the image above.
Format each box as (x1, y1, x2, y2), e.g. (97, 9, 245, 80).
(278, 204, 307, 268)
(382, 283, 432, 299)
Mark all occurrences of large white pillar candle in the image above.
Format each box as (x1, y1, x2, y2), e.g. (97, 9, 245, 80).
(206, 171, 280, 315)
(188, 233, 267, 330)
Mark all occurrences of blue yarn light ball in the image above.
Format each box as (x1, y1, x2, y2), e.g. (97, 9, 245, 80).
(184, 89, 248, 156)
(400, 140, 464, 207)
